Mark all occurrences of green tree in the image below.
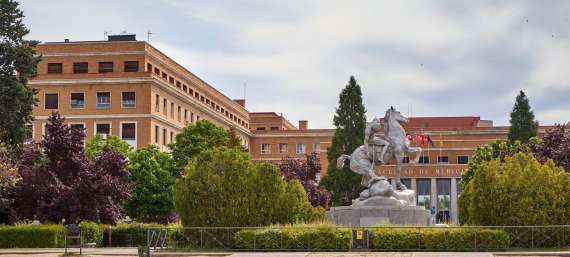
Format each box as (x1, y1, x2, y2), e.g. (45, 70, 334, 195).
(459, 153, 570, 226)
(85, 134, 133, 159)
(169, 120, 229, 176)
(320, 76, 367, 206)
(0, 0, 41, 149)
(126, 145, 176, 224)
(508, 90, 538, 143)
(227, 126, 247, 151)
(173, 148, 322, 227)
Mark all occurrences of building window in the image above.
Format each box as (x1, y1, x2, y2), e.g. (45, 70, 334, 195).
(296, 143, 306, 154)
(70, 123, 84, 131)
(73, 62, 88, 73)
(313, 143, 321, 153)
(402, 156, 410, 163)
(261, 143, 271, 154)
(162, 128, 167, 145)
(95, 123, 111, 136)
(169, 77, 174, 84)
(44, 93, 58, 109)
(154, 125, 159, 144)
(124, 61, 139, 72)
(155, 94, 160, 112)
(177, 106, 181, 121)
(437, 156, 449, 164)
(47, 63, 62, 74)
(401, 179, 412, 190)
(191, 112, 195, 123)
(170, 103, 174, 118)
(176, 81, 181, 88)
(154, 67, 160, 75)
(458, 156, 469, 164)
(270, 127, 279, 131)
(146, 63, 152, 72)
(121, 92, 136, 108)
(417, 179, 431, 210)
(170, 131, 174, 144)
(419, 156, 430, 164)
(278, 143, 288, 154)
(96, 92, 111, 109)
(121, 122, 136, 148)
(163, 99, 167, 115)
(161, 72, 167, 79)
(437, 179, 451, 223)
(256, 127, 266, 131)
(184, 109, 188, 124)
(70, 92, 84, 109)
(98, 62, 114, 73)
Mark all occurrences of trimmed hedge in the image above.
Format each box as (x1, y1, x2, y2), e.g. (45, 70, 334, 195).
(370, 227, 511, 250)
(0, 225, 65, 248)
(234, 227, 351, 250)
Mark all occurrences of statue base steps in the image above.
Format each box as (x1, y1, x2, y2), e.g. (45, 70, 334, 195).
(326, 205, 430, 226)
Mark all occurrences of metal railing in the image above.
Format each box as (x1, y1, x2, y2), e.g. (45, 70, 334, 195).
(143, 225, 570, 252)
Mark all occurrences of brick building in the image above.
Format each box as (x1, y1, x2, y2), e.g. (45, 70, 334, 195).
(29, 35, 556, 224)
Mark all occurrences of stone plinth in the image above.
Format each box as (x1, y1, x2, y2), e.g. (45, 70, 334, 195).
(326, 205, 430, 226)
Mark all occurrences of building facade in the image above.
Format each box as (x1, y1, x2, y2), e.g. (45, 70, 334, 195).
(30, 35, 251, 150)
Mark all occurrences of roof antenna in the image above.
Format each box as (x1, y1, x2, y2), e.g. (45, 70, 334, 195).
(147, 30, 153, 42)
(104, 30, 112, 40)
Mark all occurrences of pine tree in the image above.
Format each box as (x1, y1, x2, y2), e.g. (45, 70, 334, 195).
(320, 76, 367, 206)
(0, 0, 41, 149)
(508, 90, 538, 143)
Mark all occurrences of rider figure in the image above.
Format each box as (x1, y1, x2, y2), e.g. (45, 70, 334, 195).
(365, 118, 390, 164)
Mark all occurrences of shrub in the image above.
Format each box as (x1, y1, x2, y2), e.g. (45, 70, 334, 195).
(234, 224, 351, 250)
(79, 221, 105, 246)
(0, 225, 65, 248)
(101, 223, 154, 247)
(370, 227, 510, 250)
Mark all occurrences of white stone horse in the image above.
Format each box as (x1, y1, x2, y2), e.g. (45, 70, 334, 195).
(337, 107, 422, 193)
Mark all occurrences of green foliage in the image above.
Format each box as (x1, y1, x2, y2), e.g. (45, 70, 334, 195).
(0, 162, 19, 224)
(321, 76, 367, 206)
(227, 126, 247, 152)
(126, 145, 176, 224)
(459, 153, 570, 226)
(170, 120, 229, 176)
(234, 226, 351, 250)
(85, 134, 133, 159)
(174, 148, 322, 227)
(369, 227, 510, 250)
(0, 0, 41, 149)
(460, 140, 527, 187)
(101, 223, 156, 247)
(508, 90, 538, 143)
(0, 225, 65, 248)
(79, 221, 104, 245)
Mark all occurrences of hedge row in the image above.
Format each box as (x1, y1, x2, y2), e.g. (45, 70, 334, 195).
(233, 227, 511, 250)
(234, 227, 352, 250)
(370, 228, 511, 250)
(0, 225, 65, 248)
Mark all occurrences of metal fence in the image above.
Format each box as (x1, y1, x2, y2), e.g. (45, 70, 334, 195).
(142, 225, 570, 252)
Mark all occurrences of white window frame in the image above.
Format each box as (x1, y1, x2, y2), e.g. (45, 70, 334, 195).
(44, 92, 59, 110)
(119, 121, 137, 149)
(96, 91, 111, 109)
(296, 143, 305, 154)
(313, 142, 321, 153)
(94, 122, 112, 137)
(261, 143, 271, 154)
(121, 91, 136, 108)
(69, 92, 85, 109)
(278, 143, 288, 154)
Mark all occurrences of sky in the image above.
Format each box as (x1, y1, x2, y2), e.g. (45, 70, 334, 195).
(19, 0, 570, 128)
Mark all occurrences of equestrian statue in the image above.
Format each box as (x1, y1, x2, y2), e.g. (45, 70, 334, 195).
(337, 107, 422, 206)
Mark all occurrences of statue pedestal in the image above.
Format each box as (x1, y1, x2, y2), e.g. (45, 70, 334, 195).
(326, 197, 430, 226)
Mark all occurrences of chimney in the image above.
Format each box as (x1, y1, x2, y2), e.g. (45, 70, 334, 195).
(299, 120, 308, 130)
(233, 99, 246, 108)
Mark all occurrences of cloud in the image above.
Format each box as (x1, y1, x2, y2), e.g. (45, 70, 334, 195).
(19, 0, 570, 128)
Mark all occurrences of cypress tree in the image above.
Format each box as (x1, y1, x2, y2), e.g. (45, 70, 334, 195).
(320, 76, 367, 206)
(0, 0, 41, 149)
(508, 90, 538, 143)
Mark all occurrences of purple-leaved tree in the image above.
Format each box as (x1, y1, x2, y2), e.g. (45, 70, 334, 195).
(279, 152, 331, 208)
(533, 124, 570, 172)
(16, 112, 130, 224)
